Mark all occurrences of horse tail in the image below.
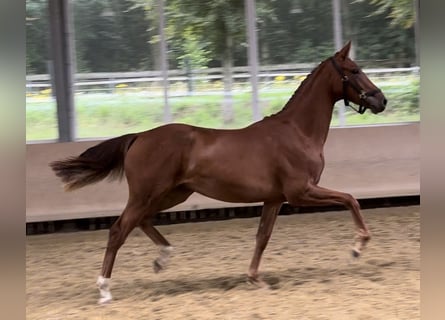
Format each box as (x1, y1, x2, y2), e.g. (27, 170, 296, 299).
(50, 133, 138, 192)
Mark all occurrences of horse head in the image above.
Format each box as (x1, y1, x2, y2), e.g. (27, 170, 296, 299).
(330, 41, 387, 115)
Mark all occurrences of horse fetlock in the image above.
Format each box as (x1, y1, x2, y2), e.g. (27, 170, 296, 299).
(153, 246, 173, 273)
(96, 275, 112, 304)
(159, 245, 174, 256)
(247, 269, 257, 279)
(97, 275, 110, 290)
(358, 226, 371, 236)
(355, 229, 371, 244)
(362, 232, 371, 242)
(351, 229, 371, 258)
(247, 274, 270, 289)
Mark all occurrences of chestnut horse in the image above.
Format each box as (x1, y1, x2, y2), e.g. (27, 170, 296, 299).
(50, 42, 387, 304)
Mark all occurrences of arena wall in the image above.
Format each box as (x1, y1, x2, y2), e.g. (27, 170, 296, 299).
(26, 122, 419, 222)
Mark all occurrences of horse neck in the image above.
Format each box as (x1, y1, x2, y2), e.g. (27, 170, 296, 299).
(276, 63, 337, 146)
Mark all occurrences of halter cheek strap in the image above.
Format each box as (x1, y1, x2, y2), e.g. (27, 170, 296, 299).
(330, 57, 381, 114)
(341, 76, 366, 114)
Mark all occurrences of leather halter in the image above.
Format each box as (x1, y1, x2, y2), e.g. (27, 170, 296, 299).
(330, 57, 381, 114)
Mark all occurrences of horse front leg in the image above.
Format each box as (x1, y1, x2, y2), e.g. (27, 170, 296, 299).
(248, 202, 282, 288)
(287, 184, 371, 257)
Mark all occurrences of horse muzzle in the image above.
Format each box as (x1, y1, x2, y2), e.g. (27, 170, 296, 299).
(365, 94, 387, 114)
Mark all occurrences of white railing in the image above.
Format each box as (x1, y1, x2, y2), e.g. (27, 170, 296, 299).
(26, 65, 420, 93)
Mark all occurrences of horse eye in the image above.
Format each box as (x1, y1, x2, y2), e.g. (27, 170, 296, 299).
(351, 68, 360, 74)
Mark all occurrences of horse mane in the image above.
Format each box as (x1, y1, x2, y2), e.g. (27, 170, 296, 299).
(268, 58, 328, 117)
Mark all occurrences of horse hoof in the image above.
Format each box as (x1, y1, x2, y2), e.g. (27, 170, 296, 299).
(247, 277, 271, 290)
(153, 260, 163, 273)
(98, 296, 112, 304)
(351, 249, 361, 258)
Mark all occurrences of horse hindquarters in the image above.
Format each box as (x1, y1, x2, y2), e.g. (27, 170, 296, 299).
(96, 127, 194, 303)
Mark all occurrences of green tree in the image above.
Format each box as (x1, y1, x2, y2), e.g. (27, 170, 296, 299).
(354, 0, 418, 66)
(74, 0, 152, 72)
(175, 26, 211, 70)
(26, 0, 417, 75)
(168, 0, 246, 123)
(131, 0, 247, 122)
(26, 0, 49, 74)
(347, 0, 415, 66)
(365, 0, 415, 28)
(256, 0, 334, 64)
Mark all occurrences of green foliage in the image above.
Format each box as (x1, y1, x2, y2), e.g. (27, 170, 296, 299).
(73, 0, 152, 72)
(26, 0, 49, 74)
(26, 0, 417, 74)
(256, 0, 335, 64)
(26, 0, 153, 74)
(355, 0, 416, 28)
(383, 76, 419, 114)
(175, 27, 212, 71)
(292, 40, 335, 63)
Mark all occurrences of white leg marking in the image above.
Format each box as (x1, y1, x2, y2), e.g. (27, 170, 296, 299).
(154, 246, 174, 273)
(96, 275, 112, 304)
(161, 245, 173, 261)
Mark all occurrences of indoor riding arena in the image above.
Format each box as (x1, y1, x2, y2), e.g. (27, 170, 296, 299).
(26, 1, 420, 318)
(26, 124, 420, 320)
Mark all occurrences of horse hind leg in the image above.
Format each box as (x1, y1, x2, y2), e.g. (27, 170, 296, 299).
(139, 186, 193, 273)
(139, 222, 173, 273)
(96, 199, 152, 304)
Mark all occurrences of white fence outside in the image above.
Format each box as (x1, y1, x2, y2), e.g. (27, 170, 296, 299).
(26, 64, 420, 96)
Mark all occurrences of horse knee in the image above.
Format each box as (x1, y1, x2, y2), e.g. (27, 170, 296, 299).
(344, 193, 360, 211)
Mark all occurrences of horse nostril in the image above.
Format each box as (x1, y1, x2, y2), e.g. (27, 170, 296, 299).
(383, 98, 388, 106)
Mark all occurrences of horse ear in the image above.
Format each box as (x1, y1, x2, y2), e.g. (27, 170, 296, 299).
(337, 41, 352, 60)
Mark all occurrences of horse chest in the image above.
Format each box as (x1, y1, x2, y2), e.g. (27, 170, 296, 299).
(285, 150, 325, 183)
(307, 152, 325, 183)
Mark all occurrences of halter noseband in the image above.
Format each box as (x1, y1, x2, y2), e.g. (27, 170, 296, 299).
(330, 57, 381, 114)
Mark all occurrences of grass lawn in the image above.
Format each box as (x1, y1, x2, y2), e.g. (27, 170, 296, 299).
(26, 82, 419, 141)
